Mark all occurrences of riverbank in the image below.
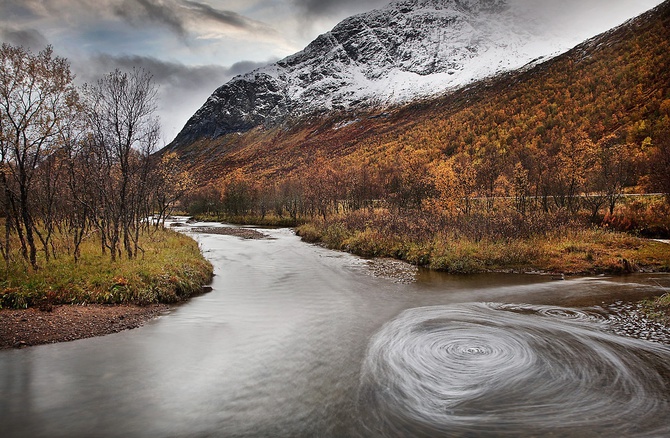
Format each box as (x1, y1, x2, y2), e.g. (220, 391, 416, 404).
(0, 304, 170, 349)
(185, 225, 267, 239)
(0, 228, 213, 310)
(4, 219, 667, 350)
(297, 218, 670, 275)
(0, 225, 271, 349)
(297, 215, 670, 325)
(0, 228, 213, 348)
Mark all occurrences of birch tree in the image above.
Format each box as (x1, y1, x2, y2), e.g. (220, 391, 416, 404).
(0, 44, 78, 269)
(84, 68, 159, 260)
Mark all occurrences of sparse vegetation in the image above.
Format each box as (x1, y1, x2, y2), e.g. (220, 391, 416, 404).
(0, 43, 205, 311)
(642, 285, 670, 326)
(297, 208, 670, 275)
(0, 228, 212, 309)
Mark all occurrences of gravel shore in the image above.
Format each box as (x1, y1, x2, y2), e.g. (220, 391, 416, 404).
(363, 258, 419, 284)
(0, 304, 169, 349)
(189, 227, 267, 239)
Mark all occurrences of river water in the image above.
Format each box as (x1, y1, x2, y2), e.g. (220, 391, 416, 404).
(1, 222, 670, 437)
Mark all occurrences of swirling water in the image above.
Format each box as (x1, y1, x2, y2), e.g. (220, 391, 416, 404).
(358, 303, 670, 437)
(1, 222, 669, 437)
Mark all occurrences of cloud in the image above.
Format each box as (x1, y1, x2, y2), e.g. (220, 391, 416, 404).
(73, 53, 277, 141)
(182, 1, 258, 30)
(291, 0, 388, 18)
(0, 1, 290, 142)
(507, 0, 665, 43)
(287, 0, 389, 40)
(0, 27, 49, 50)
(78, 53, 273, 85)
(0, 1, 43, 21)
(110, 0, 276, 37)
(228, 59, 274, 76)
(0, 0, 276, 41)
(113, 0, 187, 36)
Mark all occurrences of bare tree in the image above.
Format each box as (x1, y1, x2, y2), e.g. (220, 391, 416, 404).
(83, 68, 160, 261)
(0, 44, 78, 269)
(152, 152, 193, 228)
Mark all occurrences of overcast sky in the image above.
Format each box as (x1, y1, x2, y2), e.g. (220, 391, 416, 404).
(0, 0, 664, 143)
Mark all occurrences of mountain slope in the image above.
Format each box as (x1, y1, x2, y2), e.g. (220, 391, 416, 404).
(168, 0, 586, 149)
(172, 0, 669, 193)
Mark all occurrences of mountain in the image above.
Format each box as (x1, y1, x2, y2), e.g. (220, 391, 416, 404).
(166, 0, 669, 194)
(168, 0, 583, 150)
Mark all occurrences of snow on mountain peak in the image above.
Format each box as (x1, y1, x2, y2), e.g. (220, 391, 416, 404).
(168, 0, 630, 146)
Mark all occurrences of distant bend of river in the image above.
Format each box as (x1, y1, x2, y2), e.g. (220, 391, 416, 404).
(1, 220, 670, 437)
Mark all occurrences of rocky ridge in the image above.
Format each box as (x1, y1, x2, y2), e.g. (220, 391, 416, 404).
(168, 0, 573, 149)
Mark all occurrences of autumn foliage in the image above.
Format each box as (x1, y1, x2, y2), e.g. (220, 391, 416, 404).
(0, 44, 193, 270)
(178, 1, 670, 247)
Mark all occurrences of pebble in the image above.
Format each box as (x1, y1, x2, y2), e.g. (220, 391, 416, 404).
(190, 227, 266, 239)
(363, 258, 418, 284)
(602, 301, 670, 345)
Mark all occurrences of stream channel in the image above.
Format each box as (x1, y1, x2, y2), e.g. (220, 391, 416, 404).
(2, 220, 670, 437)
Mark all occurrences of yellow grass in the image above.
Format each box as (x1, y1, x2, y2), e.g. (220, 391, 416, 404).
(298, 219, 670, 275)
(0, 229, 213, 309)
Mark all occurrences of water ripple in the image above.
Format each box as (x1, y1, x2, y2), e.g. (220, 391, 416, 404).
(359, 303, 670, 437)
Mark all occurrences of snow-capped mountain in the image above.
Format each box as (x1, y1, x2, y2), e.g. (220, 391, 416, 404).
(168, 0, 602, 147)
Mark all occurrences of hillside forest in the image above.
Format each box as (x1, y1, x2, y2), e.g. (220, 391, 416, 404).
(176, 1, 670, 273)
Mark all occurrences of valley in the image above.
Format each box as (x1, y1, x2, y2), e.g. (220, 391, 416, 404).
(2, 1, 670, 436)
(168, 0, 670, 277)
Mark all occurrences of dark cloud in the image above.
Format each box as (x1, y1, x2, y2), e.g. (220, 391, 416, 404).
(0, 27, 49, 50)
(183, 0, 256, 30)
(114, 0, 187, 36)
(291, 0, 389, 18)
(111, 0, 269, 36)
(0, 1, 42, 21)
(76, 55, 228, 94)
(0, 0, 271, 41)
(228, 59, 276, 76)
(74, 54, 277, 139)
(78, 54, 272, 86)
(110, 0, 274, 37)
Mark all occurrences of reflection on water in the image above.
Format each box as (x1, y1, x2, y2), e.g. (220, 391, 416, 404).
(1, 221, 669, 437)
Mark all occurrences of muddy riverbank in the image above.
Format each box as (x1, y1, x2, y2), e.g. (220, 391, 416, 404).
(0, 304, 169, 349)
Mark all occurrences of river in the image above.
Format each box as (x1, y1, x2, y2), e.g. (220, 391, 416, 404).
(1, 221, 670, 437)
